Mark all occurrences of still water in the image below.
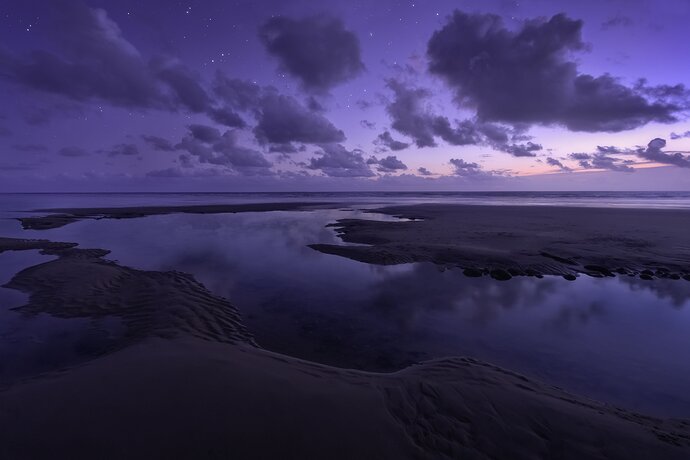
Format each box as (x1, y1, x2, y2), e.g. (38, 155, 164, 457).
(1, 193, 690, 418)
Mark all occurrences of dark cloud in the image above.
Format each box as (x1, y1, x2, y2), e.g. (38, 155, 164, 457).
(12, 144, 48, 153)
(1, 8, 349, 156)
(176, 134, 213, 160)
(449, 158, 504, 178)
(308, 144, 375, 177)
(58, 146, 89, 157)
(141, 135, 176, 152)
(637, 138, 690, 168)
(569, 152, 591, 161)
(208, 107, 246, 128)
(176, 126, 272, 175)
(188, 124, 222, 143)
(431, 117, 482, 146)
(360, 120, 376, 130)
(570, 137, 690, 172)
(500, 141, 542, 157)
(213, 75, 263, 111)
(385, 79, 540, 157)
(670, 131, 690, 140)
(368, 155, 408, 173)
(417, 167, 433, 176)
(253, 92, 345, 145)
(572, 75, 681, 131)
(477, 123, 511, 144)
(178, 154, 194, 168)
(377, 131, 410, 151)
(0, 3, 164, 109)
(587, 154, 635, 172)
(377, 155, 407, 172)
(596, 145, 632, 155)
(259, 15, 364, 92)
(0, 3, 232, 122)
(213, 131, 274, 172)
(152, 59, 211, 112)
(385, 79, 482, 147)
(634, 79, 690, 104)
(211, 75, 346, 149)
(449, 158, 483, 177)
(385, 79, 438, 147)
(106, 143, 140, 157)
(306, 96, 324, 112)
(427, 11, 681, 132)
(570, 151, 634, 172)
(546, 157, 572, 172)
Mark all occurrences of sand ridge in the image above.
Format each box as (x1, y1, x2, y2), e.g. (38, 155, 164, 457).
(2, 238, 255, 347)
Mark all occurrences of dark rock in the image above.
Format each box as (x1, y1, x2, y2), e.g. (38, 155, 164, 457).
(640, 274, 654, 281)
(562, 274, 577, 281)
(490, 269, 512, 281)
(463, 268, 483, 278)
(584, 265, 614, 277)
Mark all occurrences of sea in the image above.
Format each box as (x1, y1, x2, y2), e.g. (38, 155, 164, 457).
(1, 191, 690, 418)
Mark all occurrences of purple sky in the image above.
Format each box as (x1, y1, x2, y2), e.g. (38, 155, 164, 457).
(1, 0, 689, 191)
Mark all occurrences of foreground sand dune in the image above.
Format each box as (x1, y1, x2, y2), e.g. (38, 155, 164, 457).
(4, 338, 690, 459)
(1, 235, 689, 459)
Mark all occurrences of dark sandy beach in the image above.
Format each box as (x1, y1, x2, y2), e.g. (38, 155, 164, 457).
(2, 204, 690, 458)
(311, 204, 690, 280)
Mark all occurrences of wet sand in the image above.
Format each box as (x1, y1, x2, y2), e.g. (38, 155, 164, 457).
(1, 236, 689, 458)
(0, 236, 77, 253)
(17, 202, 337, 230)
(310, 204, 690, 280)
